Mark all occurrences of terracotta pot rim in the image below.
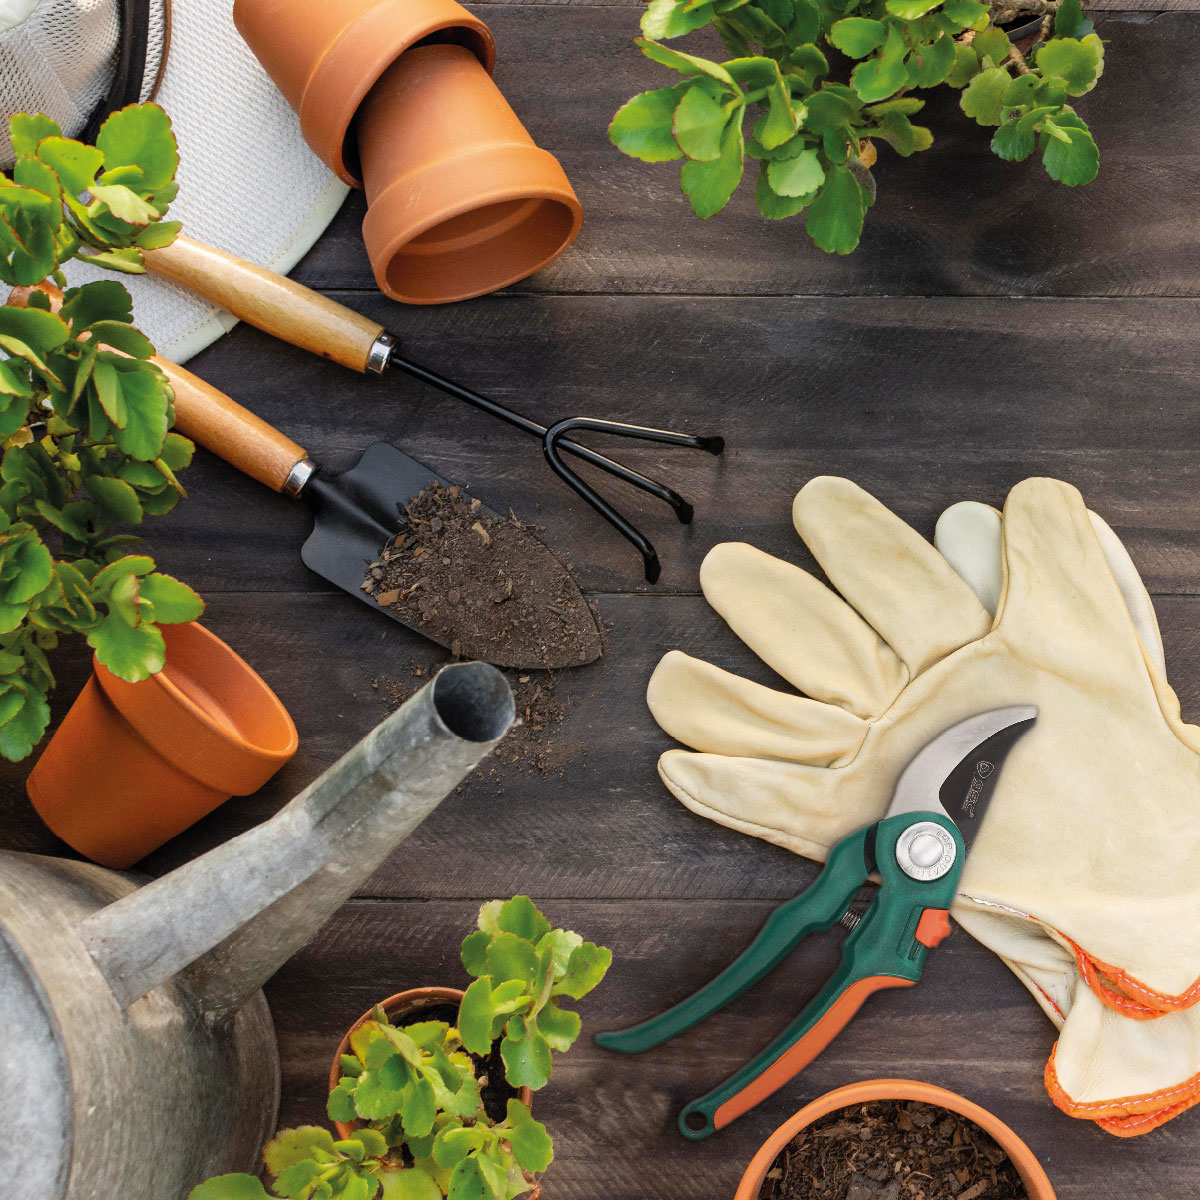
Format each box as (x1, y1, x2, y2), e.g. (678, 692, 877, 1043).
(294, 0, 495, 186)
(734, 1079, 1056, 1200)
(94, 621, 297, 790)
(329, 986, 534, 1140)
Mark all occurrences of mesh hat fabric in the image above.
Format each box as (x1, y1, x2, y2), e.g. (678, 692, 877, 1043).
(11, 0, 348, 364)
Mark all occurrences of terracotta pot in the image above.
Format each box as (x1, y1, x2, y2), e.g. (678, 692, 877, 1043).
(233, 0, 494, 187)
(330, 987, 540, 1197)
(355, 43, 582, 304)
(734, 1080, 1056, 1200)
(27, 621, 297, 869)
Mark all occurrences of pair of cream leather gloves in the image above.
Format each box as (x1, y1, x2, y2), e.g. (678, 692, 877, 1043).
(648, 476, 1200, 1136)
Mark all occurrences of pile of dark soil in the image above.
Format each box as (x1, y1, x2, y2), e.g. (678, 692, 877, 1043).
(761, 1101, 1027, 1200)
(376, 665, 570, 781)
(361, 482, 601, 670)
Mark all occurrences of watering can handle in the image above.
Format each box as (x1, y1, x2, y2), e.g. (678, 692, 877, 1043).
(146, 235, 388, 375)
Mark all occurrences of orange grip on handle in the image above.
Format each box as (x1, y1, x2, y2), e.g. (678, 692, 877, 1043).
(145, 235, 387, 374)
(712, 976, 915, 1131)
(156, 356, 309, 495)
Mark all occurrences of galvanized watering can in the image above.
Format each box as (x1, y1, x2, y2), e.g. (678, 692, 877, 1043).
(0, 662, 514, 1200)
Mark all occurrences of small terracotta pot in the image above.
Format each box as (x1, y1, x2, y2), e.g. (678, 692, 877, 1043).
(27, 621, 297, 869)
(734, 1080, 1056, 1200)
(330, 987, 540, 1198)
(233, 0, 494, 186)
(356, 43, 582, 304)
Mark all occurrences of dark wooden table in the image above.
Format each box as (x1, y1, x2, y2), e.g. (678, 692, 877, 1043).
(4, 3, 1200, 1196)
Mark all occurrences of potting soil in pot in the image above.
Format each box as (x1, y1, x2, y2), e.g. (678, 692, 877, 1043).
(361, 482, 601, 668)
(760, 1101, 1027, 1200)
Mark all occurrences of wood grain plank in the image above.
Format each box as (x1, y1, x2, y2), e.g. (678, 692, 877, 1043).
(293, 11, 1200, 297)
(266, 898, 1199, 1200)
(134, 293, 1200, 597)
(5, 590, 1198, 905)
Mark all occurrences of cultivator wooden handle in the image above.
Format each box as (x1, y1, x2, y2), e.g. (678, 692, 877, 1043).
(146, 235, 387, 374)
(156, 357, 309, 495)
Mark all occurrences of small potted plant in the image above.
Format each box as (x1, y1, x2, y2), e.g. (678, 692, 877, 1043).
(191, 896, 612, 1200)
(610, 0, 1105, 253)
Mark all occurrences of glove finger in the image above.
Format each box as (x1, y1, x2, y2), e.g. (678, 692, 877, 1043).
(648, 650, 867, 765)
(700, 542, 907, 720)
(792, 477, 992, 677)
(937, 501, 1165, 671)
(658, 748, 878, 863)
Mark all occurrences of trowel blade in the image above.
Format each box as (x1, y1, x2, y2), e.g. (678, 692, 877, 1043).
(300, 442, 601, 669)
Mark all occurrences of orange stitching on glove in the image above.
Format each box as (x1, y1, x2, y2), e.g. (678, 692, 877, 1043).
(1045, 1043, 1200, 1136)
(1064, 934, 1200, 1016)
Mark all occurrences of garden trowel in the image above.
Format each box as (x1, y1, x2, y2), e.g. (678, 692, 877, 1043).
(160, 359, 601, 669)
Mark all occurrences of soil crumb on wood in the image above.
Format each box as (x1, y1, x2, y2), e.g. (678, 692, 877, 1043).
(760, 1101, 1027, 1200)
(376, 665, 569, 780)
(361, 482, 601, 670)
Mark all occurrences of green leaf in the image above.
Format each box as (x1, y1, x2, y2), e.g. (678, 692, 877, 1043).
(885, 0, 941, 17)
(851, 25, 909, 103)
(75, 247, 145, 273)
(1, 537, 52, 604)
(14, 155, 63, 206)
(486, 932, 540, 987)
(973, 27, 1011, 68)
(97, 103, 179, 191)
(36, 137, 103, 195)
(766, 148, 824, 197)
(1054, 0, 1084, 37)
(1040, 114, 1098, 185)
(803, 89, 858, 133)
(87, 321, 154, 358)
(10, 113, 62, 158)
(960, 66, 1011, 126)
(60, 280, 134, 333)
(1036, 35, 1101, 96)
(327, 1077, 358, 1123)
(400, 1074, 438, 1138)
(536, 999, 582, 1051)
(84, 474, 143, 527)
(945, 41, 980, 87)
(91, 359, 127, 428)
(941, 0, 986, 27)
(379, 1169, 443, 1200)
(641, 0, 717, 38)
(264, 1127, 337, 1174)
(609, 88, 685, 162)
(555, 941, 613, 999)
(434, 1126, 488, 1170)
(138, 573, 203, 623)
(875, 111, 933, 156)
(672, 84, 734, 161)
(159, 432, 195, 471)
(0, 307, 70, 358)
(636, 38, 737, 85)
(86, 610, 165, 680)
(446, 1159, 491, 1200)
(908, 32, 956, 88)
(505, 1100, 553, 1174)
(275, 1161, 328, 1196)
(501, 1025, 552, 1090)
(461, 929, 493, 977)
(0, 687, 50, 761)
(112, 364, 170, 461)
(829, 18, 887, 58)
(992, 116, 1036, 161)
(459, 977, 500, 1055)
(188, 1175, 272, 1200)
(90, 184, 159, 226)
(352, 1069, 408, 1121)
(680, 121, 744, 218)
(805, 165, 865, 254)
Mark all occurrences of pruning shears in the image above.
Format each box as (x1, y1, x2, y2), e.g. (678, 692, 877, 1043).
(596, 705, 1038, 1139)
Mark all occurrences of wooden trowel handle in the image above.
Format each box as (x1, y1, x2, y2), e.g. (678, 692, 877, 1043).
(159, 358, 310, 495)
(5, 282, 308, 494)
(146, 235, 388, 375)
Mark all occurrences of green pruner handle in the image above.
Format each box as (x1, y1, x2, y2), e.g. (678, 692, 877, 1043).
(595, 829, 876, 1057)
(678, 812, 964, 1139)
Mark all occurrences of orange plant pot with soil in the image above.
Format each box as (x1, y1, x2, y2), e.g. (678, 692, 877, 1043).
(26, 621, 297, 869)
(232, 0, 495, 186)
(329, 987, 541, 1200)
(356, 43, 582, 304)
(734, 1080, 1056, 1200)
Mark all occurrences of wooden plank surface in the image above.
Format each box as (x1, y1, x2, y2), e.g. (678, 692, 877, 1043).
(298, 10, 1200, 297)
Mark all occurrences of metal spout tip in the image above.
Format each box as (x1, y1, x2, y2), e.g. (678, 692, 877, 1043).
(699, 436, 725, 455)
(643, 551, 662, 584)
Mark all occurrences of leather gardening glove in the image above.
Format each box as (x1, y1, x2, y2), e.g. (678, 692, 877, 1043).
(648, 477, 1200, 1133)
(936, 499, 1200, 1136)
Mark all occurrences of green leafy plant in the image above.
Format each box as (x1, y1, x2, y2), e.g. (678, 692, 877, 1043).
(0, 105, 201, 759)
(190, 898, 612, 1200)
(610, 0, 1104, 252)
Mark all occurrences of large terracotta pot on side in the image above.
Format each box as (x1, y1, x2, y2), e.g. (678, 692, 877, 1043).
(735, 1080, 1056, 1200)
(27, 621, 297, 869)
(233, 0, 494, 186)
(356, 43, 582, 304)
(330, 987, 540, 1199)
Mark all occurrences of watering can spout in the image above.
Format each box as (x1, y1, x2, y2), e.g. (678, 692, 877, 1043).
(75, 662, 514, 1017)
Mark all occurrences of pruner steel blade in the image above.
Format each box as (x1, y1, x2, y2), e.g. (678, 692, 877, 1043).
(885, 706, 1038, 849)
